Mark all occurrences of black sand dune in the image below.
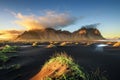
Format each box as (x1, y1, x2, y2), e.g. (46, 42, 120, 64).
(0, 44, 120, 80)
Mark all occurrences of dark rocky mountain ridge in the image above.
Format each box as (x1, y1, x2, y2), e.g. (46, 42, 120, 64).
(16, 27, 104, 41)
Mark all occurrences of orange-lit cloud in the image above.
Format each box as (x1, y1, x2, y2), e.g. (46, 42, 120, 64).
(0, 30, 23, 40)
(15, 11, 76, 30)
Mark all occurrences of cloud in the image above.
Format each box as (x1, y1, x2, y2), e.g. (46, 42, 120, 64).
(4, 9, 17, 16)
(0, 30, 23, 40)
(82, 23, 100, 29)
(15, 11, 77, 30)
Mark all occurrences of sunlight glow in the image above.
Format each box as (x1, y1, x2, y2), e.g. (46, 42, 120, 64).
(97, 44, 108, 47)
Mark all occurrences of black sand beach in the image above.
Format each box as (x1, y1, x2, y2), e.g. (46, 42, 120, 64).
(0, 44, 120, 80)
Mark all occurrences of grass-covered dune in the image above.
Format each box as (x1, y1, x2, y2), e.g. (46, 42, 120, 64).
(31, 53, 87, 80)
(31, 53, 107, 80)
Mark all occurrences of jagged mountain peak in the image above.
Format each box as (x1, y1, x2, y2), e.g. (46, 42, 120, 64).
(16, 27, 104, 41)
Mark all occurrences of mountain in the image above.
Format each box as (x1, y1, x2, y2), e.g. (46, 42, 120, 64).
(16, 27, 104, 41)
(72, 27, 104, 40)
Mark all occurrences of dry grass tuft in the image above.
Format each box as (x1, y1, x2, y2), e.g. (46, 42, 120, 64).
(31, 52, 87, 80)
(113, 42, 120, 47)
(60, 42, 67, 46)
(106, 42, 113, 45)
(46, 44, 55, 48)
(32, 42, 38, 47)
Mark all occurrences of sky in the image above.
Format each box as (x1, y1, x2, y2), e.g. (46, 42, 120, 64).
(0, 0, 120, 39)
